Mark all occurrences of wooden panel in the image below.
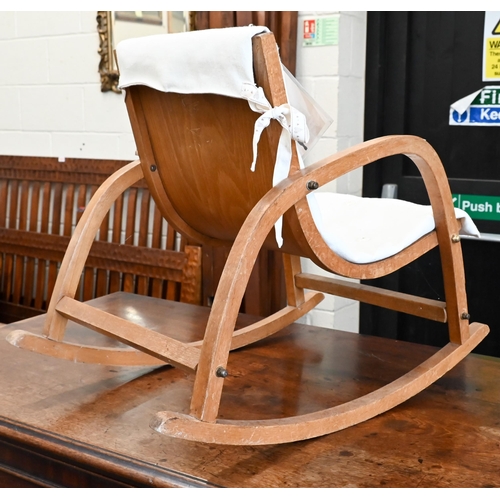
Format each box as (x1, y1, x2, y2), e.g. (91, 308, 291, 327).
(0, 156, 203, 323)
(0, 437, 132, 487)
(0, 229, 187, 279)
(193, 11, 298, 74)
(0, 419, 203, 487)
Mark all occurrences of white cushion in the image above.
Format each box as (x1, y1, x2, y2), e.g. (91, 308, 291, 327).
(309, 192, 479, 264)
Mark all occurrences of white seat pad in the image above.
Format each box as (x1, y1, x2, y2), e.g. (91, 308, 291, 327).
(309, 192, 479, 264)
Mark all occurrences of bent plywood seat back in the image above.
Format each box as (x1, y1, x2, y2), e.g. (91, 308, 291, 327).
(128, 90, 279, 246)
(124, 33, 294, 253)
(4, 26, 489, 446)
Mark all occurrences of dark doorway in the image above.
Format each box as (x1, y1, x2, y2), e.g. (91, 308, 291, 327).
(362, 11, 500, 356)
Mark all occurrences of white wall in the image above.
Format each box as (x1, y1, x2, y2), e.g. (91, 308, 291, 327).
(0, 11, 135, 160)
(0, 10, 367, 332)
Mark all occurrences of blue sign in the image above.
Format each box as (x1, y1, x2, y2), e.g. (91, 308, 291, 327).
(469, 106, 500, 123)
(450, 86, 500, 126)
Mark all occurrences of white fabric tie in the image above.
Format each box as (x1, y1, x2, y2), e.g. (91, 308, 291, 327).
(242, 84, 310, 246)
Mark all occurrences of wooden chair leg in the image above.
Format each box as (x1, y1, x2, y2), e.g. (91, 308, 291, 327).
(4, 161, 169, 367)
(189, 250, 323, 423)
(43, 161, 143, 341)
(188, 170, 328, 422)
(283, 253, 306, 307)
(404, 147, 470, 345)
(435, 230, 471, 345)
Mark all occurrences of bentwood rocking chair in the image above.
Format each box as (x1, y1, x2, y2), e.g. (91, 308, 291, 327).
(7, 26, 489, 445)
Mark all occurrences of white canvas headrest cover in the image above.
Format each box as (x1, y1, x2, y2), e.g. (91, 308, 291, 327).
(116, 26, 270, 97)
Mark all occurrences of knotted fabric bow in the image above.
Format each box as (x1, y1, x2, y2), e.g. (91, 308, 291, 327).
(241, 83, 310, 247)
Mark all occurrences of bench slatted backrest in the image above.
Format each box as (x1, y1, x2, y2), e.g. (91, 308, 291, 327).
(0, 156, 202, 323)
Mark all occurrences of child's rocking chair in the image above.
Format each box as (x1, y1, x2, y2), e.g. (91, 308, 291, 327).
(7, 26, 489, 445)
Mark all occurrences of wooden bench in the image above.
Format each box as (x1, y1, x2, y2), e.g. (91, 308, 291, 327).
(0, 156, 202, 324)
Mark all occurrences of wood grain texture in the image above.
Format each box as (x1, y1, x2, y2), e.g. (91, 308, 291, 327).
(6, 328, 166, 367)
(154, 322, 488, 445)
(0, 156, 203, 323)
(0, 29, 483, 456)
(43, 161, 146, 340)
(295, 273, 447, 322)
(186, 132, 488, 427)
(55, 297, 200, 370)
(0, 301, 498, 487)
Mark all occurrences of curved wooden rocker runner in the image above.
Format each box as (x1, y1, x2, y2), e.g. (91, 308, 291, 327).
(7, 28, 489, 445)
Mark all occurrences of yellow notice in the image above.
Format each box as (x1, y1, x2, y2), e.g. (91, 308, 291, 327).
(485, 38, 500, 79)
(483, 12, 500, 81)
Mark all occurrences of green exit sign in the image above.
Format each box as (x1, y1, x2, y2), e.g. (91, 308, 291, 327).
(471, 88, 500, 105)
(453, 193, 500, 221)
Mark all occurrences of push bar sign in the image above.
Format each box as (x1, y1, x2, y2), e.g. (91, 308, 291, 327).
(453, 193, 500, 221)
(449, 86, 500, 126)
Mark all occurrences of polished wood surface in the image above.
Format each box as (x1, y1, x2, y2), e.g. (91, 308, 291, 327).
(0, 293, 498, 487)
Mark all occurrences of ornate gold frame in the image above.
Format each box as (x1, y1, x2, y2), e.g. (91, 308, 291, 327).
(97, 11, 196, 93)
(97, 11, 120, 93)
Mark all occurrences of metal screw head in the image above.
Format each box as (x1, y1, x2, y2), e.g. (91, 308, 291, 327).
(451, 234, 460, 243)
(306, 180, 319, 190)
(216, 366, 228, 378)
(150, 164, 157, 172)
(461, 312, 471, 320)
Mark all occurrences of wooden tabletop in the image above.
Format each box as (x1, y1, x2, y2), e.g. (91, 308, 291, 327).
(0, 292, 499, 487)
